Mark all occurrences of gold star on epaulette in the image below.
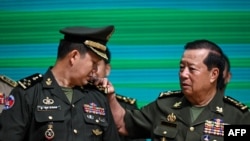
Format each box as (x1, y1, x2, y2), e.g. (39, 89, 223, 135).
(116, 94, 136, 105)
(224, 96, 249, 112)
(18, 73, 43, 90)
(0, 75, 18, 87)
(158, 90, 182, 99)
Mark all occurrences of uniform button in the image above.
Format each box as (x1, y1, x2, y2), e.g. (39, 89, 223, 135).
(48, 116, 53, 120)
(96, 119, 99, 123)
(190, 127, 194, 131)
(73, 129, 78, 134)
(72, 104, 75, 108)
(163, 131, 167, 135)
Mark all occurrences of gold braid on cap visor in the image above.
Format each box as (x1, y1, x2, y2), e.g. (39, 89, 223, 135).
(84, 40, 106, 51)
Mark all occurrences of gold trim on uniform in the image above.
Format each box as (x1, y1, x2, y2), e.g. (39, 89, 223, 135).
(84, 40, 106, 51)
(116, 94, 136, 105)
(18, 73, 43, 90)
(0, 75, 18, 87)
(224, 96, 249, 112)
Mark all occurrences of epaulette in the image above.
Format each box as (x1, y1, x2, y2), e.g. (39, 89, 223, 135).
(224, 96, 249, 112)
(18, 73, 43, 90)
(116, 94, 136, 105)
(0, 75, 18, 87)
(158, 90, 183, 99)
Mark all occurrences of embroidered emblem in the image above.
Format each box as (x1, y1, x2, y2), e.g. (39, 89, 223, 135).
(46, 78, 52, 86)
(3, 95, 15, 110)
(204, 118, 225, 136)
(167, 113, 176, 123)
(43, 97, 54, 105)
(92, 129, 103, 136)
(216, 106, 223, 113)
(84, 102, 105, 115)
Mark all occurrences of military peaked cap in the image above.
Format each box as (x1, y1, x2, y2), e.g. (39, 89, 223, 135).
(60, 25, 115, 60)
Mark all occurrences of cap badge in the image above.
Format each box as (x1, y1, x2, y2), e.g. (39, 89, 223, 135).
(167, 113, 176, 123)
(83, 102, 105, 115)
(43, 97, 54, 105)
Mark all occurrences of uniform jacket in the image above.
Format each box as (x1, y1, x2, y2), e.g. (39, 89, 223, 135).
(0, 69, 120, 141)
(116, 94, 146, 141)
(124, 90, 250, 141)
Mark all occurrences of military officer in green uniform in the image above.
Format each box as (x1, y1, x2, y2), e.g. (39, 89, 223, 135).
(0, 25, 120, 141)
(104, 39, 250, 141)
(93, 47, 146, 141)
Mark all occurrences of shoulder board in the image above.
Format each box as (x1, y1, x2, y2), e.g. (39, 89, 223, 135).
(116, 94, 136, 105)
(18, 73, 43, 90)
(158, 90, 183, 99)
(224, 96, 249, 112)
(0, 75, 18, 87)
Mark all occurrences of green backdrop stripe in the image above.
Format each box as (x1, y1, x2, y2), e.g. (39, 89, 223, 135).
(1, 9, 250, 44)
(1, 58, 250, 68)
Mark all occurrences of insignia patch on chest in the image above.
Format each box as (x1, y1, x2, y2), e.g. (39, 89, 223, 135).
(83, 102, 105, 115)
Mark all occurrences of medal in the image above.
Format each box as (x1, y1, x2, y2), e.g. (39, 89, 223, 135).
(45, 124, 55, 140)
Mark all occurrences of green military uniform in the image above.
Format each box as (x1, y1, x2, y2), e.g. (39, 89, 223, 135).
(123, 90, 250, 141)
(0, 75, 17, 113)
(116, 94, 146, 141)
(0, 70, 120, 141)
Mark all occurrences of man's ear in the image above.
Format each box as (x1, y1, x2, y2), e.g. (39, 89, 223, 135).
(105, 64, 111, 77)
(210, 68, 219, 83)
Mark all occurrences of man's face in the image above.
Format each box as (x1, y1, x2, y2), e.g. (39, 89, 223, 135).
(72, 50, 100, 86)
(179, 49, 215, 96)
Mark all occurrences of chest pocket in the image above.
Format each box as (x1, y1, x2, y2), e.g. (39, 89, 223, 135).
(153, 121, 178, 139)
(35, 105, 64, 122)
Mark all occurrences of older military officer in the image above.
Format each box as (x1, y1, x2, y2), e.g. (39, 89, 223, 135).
(101, 39, 250, 141)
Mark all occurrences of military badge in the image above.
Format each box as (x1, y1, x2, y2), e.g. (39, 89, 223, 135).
(92, 129, 103, 136)
(3, 94, 15, 110)
(204, 118, 225, 136)
(83, 102, 105, 115)
(167, 113, 176, 123)
(45, 124, 55, 140)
